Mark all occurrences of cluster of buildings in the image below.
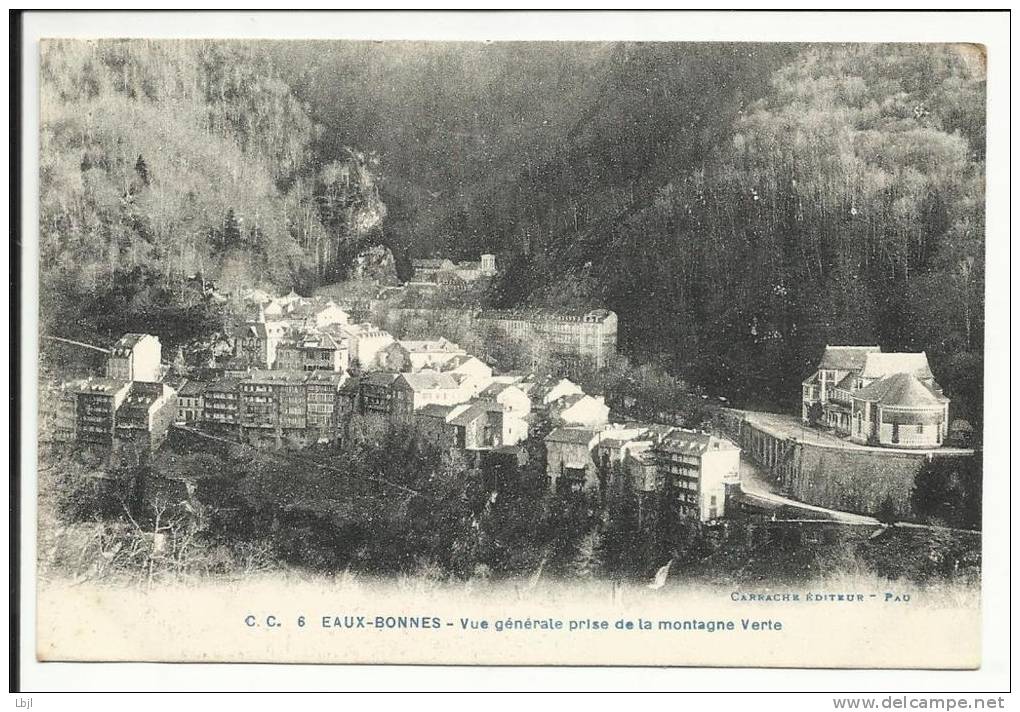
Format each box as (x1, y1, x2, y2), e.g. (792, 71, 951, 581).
(410, 254, 497, 287)
(49, 282, 962, 528)
(54, 334, 178, 467)
(801, 346, 951, 449)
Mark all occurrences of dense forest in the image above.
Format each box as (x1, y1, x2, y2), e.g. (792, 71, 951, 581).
(39, 40, 985, 424)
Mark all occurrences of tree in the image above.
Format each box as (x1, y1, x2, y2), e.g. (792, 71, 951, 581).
(807, 402, 824, 427)
(910, 455, 982, 529)
(134, 154, 150, 186)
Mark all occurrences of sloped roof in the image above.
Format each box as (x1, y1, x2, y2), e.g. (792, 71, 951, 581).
(234, 322, 268, 340)
(859, 352, 933, 381)
(112, 333, 150, 349)
(206, 375, 244, 393)
(362, 372, 400, 387)
(398, 372, 460, 392)
(836, 371, 857, 390)
(818, 345, 881, 371)
(448, 401, 490, 427)
(479, 382, 513, 398)
(178, 380, 208, 397)
(418, 403, 456, 419)
(76, 377, 130, 395)
(654, 429, 740, 455)
(544, 427, 597, 445)
(853, 372, 947, 407)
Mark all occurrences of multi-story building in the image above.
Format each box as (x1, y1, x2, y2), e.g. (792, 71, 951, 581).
(475, 308, 618, 370)
(53, 378, 88, 442)
(544, 427, 600, 493)
(113, 381, 178, 466)
(338, 323, 395, 371)
(802, 346, 950, 448)
(447, 402, 500, 451)
(238, 370, 309, 446)
(176, 380, 207, 423)
(477, 382, 531, 447)
(379, 338, 466, 372)
(305, 371, 345, 441)
(336, 372, 401, 421)
(274, 331, 349, 373)
(651, 429, 740, 522)
(73, 378, 131, 448)
(391, 372, 472, 420)
(233, 320, 287, 369)
(106, 333, 162, 382)
(202, 375, 244, 431)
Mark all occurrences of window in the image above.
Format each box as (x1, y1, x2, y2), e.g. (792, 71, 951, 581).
(891, 423, 899, 444)
(917, 424, 924, 434)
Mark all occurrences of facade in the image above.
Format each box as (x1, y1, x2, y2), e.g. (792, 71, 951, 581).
(651, 429, 740, 522)
(176, 379, 207, 423)
(380, 338, 466, 372)
(113, 381, 178, 466)
(74, 378, 132, 448)
(274, 331, 349, 373)
(233, 322, 276, 369)
(339, 323, 395, 370)
(202, 375, 244, 429)
(391, 372, 472, 420)
(850, 373, 950, 448)
(447, 402, 499, 451)
(802, 346, 949, 448)
(415, 403, 459, 449)
(107, 333, 162, 382)
(384, 307, 619, 370)
(544, 427, 600, 493)
(476, 308, 618, 370)
(305, 371, 345, 441)
(53, 378, 87, 442)
(478, 382, 531, 447)
(238, 370, 309, 446)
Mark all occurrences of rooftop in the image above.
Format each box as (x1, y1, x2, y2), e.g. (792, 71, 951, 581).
(245, 369, 309, 386)
(76, 377, 130, 395)
(398, 372, 461, 392)
(817, 345, 881, 372)
(206, 375, 245, 393)
(448, 401, 491, 427)
(654, 429, 740, 455)
(417, 403, 457, 419)
(854, 372, 947, 407)
(859, 352, 934, 381)
(544, 427, 598, 445)
(178, 380, 208, 397)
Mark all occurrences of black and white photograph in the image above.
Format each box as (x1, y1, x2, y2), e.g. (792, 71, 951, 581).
(11, 8, 1012, 694)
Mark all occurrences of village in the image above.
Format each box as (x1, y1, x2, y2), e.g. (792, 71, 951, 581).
(45, 252, 977, 529)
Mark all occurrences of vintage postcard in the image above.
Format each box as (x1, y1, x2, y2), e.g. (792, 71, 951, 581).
(25, 16, 999, 674)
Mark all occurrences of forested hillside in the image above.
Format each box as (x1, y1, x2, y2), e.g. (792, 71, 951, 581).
(39, 39, 381, 348)
(39, 41, 985, 425)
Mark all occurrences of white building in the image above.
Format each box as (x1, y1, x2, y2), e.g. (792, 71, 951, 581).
(107, 333, 162, 383)
(652, 429, 740, 522)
